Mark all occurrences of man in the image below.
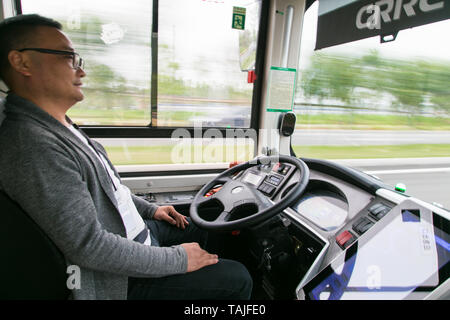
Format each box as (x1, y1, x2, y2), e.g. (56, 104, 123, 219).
(0, 14, 252, 300)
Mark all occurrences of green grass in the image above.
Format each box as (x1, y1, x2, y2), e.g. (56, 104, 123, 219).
(104, 144, 254, 165)
(292, 144, 450, 159)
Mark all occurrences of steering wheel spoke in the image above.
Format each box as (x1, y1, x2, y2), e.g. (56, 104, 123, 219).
(215, 210, 231, 223)
(252, 190, 273, 211)
(195, 195, 213, 206)
(213, 174, 234, 185)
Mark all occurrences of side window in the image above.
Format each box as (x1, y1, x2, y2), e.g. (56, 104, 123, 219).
(295, 2, 450, 209)
(21, 0, 262, 168)
(22, 0, 153, 126)
(157, 0, 259, 128)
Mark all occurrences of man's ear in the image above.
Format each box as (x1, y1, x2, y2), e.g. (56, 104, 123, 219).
(7, 50, 33, 77)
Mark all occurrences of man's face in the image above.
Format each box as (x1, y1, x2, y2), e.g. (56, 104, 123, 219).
(26, 26, 86, 107)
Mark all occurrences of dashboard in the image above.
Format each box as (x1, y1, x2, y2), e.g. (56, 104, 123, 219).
(135, 157, 450, 300)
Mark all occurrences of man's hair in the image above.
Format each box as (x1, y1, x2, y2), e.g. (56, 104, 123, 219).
(0, 14, 62, 83)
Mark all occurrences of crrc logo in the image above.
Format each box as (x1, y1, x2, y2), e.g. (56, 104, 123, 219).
(356, 0, 445, 30)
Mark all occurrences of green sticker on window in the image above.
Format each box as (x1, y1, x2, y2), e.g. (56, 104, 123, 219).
(232, 7, 246, 30)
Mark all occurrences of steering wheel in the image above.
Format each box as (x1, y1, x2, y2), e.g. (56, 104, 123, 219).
(190, 155, 310, 231)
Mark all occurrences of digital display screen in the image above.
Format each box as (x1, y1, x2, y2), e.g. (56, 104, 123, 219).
(304, 206, 450, 300)
(243, 172, 263, 186)
(293, 191, 348, 232)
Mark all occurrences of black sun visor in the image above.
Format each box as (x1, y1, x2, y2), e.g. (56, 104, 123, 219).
(315, 0, 450, 50)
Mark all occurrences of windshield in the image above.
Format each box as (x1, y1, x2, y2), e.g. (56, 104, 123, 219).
(294, 2, 450, 209)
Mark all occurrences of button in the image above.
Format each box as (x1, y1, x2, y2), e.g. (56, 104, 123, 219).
(265, 185, 275, 196)
(369, 203, 383, 213)
(359, 220, 373, 234)
(258, 183, 275, 196)
(272, 163, 281, 172)
(281, 166, 290, 175)
(352, 217, 374, 235)
(372, 206, 386, 215)
(375, 207, 390, 220)
(336, 230, 356, 249)
(369, 204, 391, 221)
(369, 203, 389, 220)
(267, 175, 282, 186)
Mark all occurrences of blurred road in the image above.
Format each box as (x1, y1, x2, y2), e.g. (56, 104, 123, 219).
(292, 129, 450, 146)
(336, 158, 450, 209)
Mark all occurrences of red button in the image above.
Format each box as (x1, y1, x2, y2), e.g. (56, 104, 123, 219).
(272, 163, 280, 172)
(336, 230, 353, 247)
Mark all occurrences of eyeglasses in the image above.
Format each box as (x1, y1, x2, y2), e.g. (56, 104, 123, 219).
(17, 48, 85, 70)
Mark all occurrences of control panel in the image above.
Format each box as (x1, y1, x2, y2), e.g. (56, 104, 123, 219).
(254, 162, 295, 198)
(300, 198, 450, 300)
(334, 201, 393, 250)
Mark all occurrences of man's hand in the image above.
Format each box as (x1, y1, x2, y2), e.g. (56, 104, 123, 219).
(181, 242, 219, 272)
(153, 206, 189, 229)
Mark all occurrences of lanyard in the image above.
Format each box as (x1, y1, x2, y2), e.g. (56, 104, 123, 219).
(72, 123, 118, 192)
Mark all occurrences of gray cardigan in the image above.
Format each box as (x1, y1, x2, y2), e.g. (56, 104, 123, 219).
(0, 94, 188, 299)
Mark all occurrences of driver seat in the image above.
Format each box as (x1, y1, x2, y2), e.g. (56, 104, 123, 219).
(0, 95, 5, 126)
(0, 190, 70, 299)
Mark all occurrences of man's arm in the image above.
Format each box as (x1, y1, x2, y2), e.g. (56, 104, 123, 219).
(1, 138, 187, 278)
(131, 194, 158, 220)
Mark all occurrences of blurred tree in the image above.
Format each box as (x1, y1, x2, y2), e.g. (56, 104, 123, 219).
(80, 63, 133, 110)
(426, 62, 450, 114)
(168, 62, 180, 79)
(300, 53, 364, 106)
(299, 51, 450, 116)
